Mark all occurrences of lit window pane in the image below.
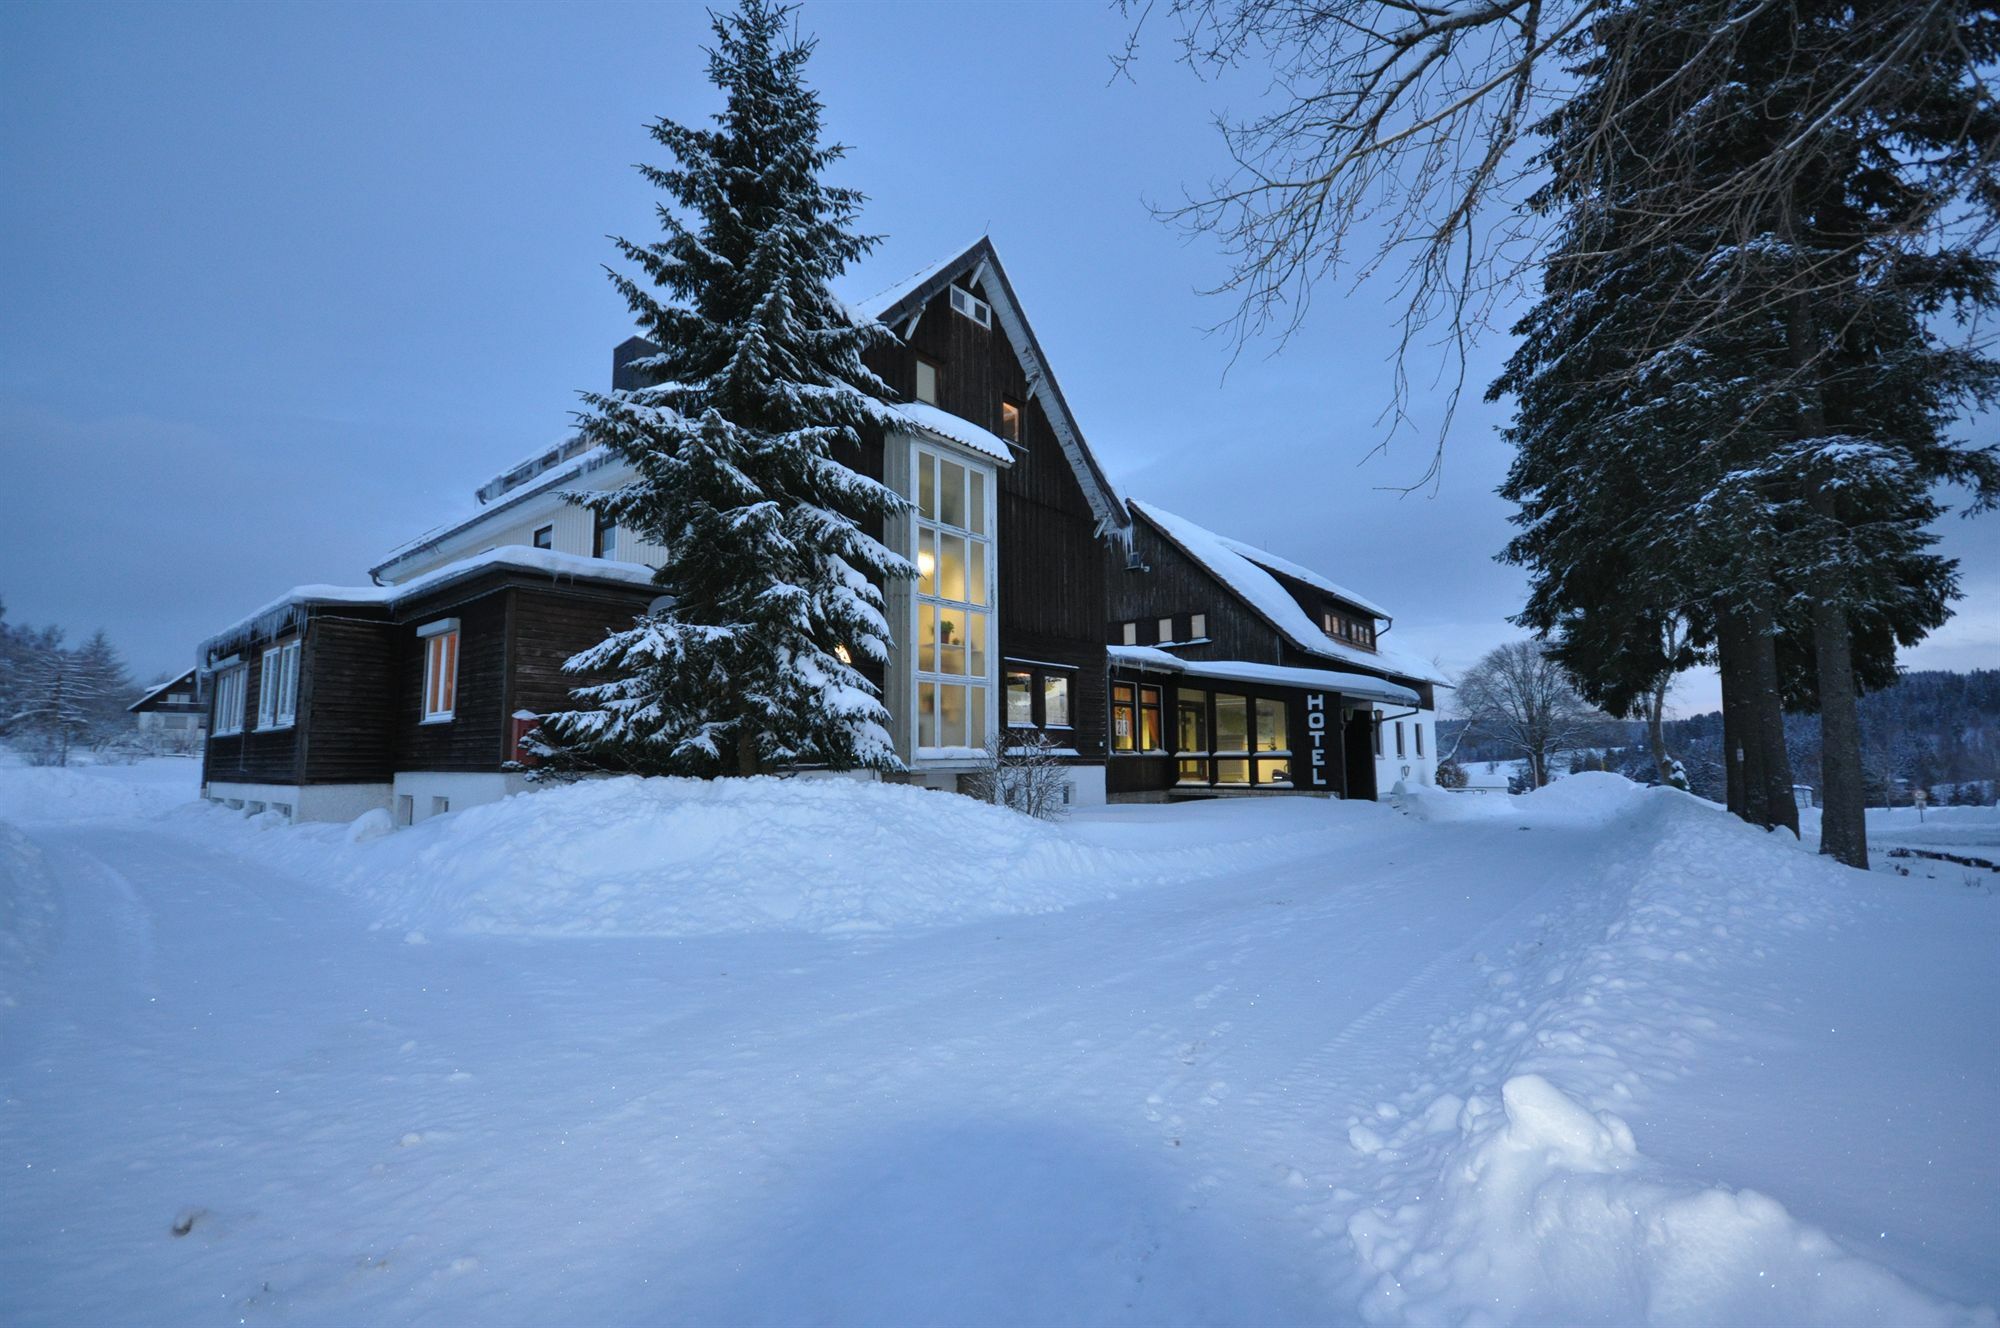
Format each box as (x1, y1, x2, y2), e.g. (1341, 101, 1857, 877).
(1177, 689, 1207, 752)
(1111, 683, 1134, 751)
(1256, 699, 1287, 751)
(966, 613, 985, 677)
(967, 538, 986, 606)
(939, 684, 967, 747)
(1215, 695, 1248, 752)
(918, 528, 936, 595)
(967, 685, 985, 748)
(1006, 670, 1033, 725)
(918, 453, 935, 518)
(918, 603, 936, 672)
(1255, 758, 1292, 786)
(969, 470, 985, 535)
(919, 683, 937, 747)
(940, 460, 965, 528)
(1216, 758, 1250, 785)
(938, 608, 967, 675)
(1177, 759, 1207, 783)
(1140, 687, 1163, 751)
(1043, 675, 1070, 727)
(940, 533, 967, 601)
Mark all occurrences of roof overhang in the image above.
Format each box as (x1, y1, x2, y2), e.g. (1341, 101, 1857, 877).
(1108, 646, 1421, 708)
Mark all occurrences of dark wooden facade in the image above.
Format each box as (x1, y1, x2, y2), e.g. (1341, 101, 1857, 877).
(202, 568, 655, 791)
(858, 253, 1117, 763)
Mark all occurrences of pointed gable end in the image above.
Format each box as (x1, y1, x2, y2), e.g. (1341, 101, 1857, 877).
(865, 237, 1128, 537)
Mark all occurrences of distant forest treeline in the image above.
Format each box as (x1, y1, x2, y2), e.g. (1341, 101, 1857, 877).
(1440, 669, 2000, 805)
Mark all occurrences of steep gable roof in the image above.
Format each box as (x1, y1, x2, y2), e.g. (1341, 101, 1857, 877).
(1128, 499, 1448, 686)
(862, 236, 1128, 534)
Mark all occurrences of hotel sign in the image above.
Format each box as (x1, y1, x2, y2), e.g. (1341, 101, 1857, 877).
(1304, 692, 1333, 790)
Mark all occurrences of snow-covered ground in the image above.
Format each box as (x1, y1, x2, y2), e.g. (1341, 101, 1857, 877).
(1, 760, 1994, 1325)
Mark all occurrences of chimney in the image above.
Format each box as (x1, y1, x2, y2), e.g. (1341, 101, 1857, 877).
(611, 336, 661, 393)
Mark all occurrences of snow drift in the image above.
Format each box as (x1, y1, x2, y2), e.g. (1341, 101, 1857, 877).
(214, 775, 1359, 939)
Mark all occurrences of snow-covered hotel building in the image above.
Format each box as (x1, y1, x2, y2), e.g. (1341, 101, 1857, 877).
(196, 239, 1438, 822)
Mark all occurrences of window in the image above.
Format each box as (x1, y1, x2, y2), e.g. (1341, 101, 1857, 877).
(912, 445, 991, 751)
(1373, 709, 1384, 757)
(1111, 683, 1136, 752)
(1139, 685, 1164, 751)
(533, 524, 554, 550)
(1189, 614, 1207, 640)
(1120, 621, 1137, 646)
(949, 285, 992, 327)
(1176, 688, 1209, 783)
(1395, 721, 1406, 757)
(1255, 698, 1290, 785)
(431, 796, 451, 818)
(1157, 617, 1175, 645)
(1214, 694, 1250, 784)
(1415, 723, 1425, 757)
(420, 619, 460, 722)
(1042, 673, 1071, 727)
(213, 665, 246, 736)
(256, 640, 300, 730)
(1005, 669, 1034, 727)
(593, 514, 618, 560)
(1000, 399, 1021, 442)
(914, 357, 940, 405)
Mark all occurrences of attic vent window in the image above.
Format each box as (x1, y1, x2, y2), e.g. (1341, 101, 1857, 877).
(949, 285, 991, 328)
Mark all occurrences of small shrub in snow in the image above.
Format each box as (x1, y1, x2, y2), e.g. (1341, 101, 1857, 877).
(963, 732, 1071, 821)
(1435, 758, 1468, 790)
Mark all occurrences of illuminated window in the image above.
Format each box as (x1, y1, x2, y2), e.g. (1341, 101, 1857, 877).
(911, 444, 991, 751)
(1111, 683, 1136, 752)
(420, 620, 460, 722)
(1000, 399, 1021, 442)
(1176, 688, 1208, 783)
(1139, 685, 1164, 751)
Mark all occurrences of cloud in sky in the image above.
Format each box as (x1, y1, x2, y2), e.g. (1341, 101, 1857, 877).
(1, 1, 1990, 714)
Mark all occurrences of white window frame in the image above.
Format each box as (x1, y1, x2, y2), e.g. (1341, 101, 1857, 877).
(419, 618, 461, 723)
(212, 663, 246, 737)
(256, 639, 301, 730)
(907, 440, 997, 757)
(949, 285, 992, 327)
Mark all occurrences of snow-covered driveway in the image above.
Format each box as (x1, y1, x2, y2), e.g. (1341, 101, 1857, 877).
(2, 770, 1994, 1325)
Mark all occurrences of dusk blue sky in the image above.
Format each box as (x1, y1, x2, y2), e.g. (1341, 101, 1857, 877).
(3, 0, 1993, 714)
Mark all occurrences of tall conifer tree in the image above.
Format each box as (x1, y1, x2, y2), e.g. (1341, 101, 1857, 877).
(545, 0, 910, 776)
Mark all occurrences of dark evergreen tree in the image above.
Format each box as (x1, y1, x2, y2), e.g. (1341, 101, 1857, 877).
(544, 0, 910, 776)
(69, 629, 134, 747)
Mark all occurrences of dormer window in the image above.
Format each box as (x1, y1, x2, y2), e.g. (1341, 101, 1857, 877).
(949, 285, 991, 328)
(914, 356, 940, 405)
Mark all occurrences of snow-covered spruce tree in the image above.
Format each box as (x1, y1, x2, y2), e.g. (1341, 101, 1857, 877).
(69, 629, 134, 749)
(5, 627, 89, 766)
(542, 0, 910, 777)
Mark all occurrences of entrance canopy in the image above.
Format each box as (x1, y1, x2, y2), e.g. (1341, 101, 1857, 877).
(1108, 646, 1419, 709)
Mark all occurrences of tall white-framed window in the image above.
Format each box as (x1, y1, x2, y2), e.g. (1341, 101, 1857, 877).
(419, 618, 460, 723)
(910, 442, 995, 754)
(256, 639, 301, 730)
(213, 663, 246, 736)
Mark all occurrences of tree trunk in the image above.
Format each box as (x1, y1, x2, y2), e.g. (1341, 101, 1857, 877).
(1716, 605, 1755, 821)
(735, 728, 759, 778)
(1647, 678, 1673, 786)
(1745, 592, 1801, 837)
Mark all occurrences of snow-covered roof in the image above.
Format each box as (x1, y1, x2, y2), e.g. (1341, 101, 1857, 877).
(852, 236, 995, 320)
(373, 445, 626, 581)
(201, 548, 658, 668)
(1108, 646, 1421, 708)
(889, 400, 1015, 464)
(127, 668, 199, 712)
(1128, 500, 1448, 687)
(1215, 534, 1390, 622)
